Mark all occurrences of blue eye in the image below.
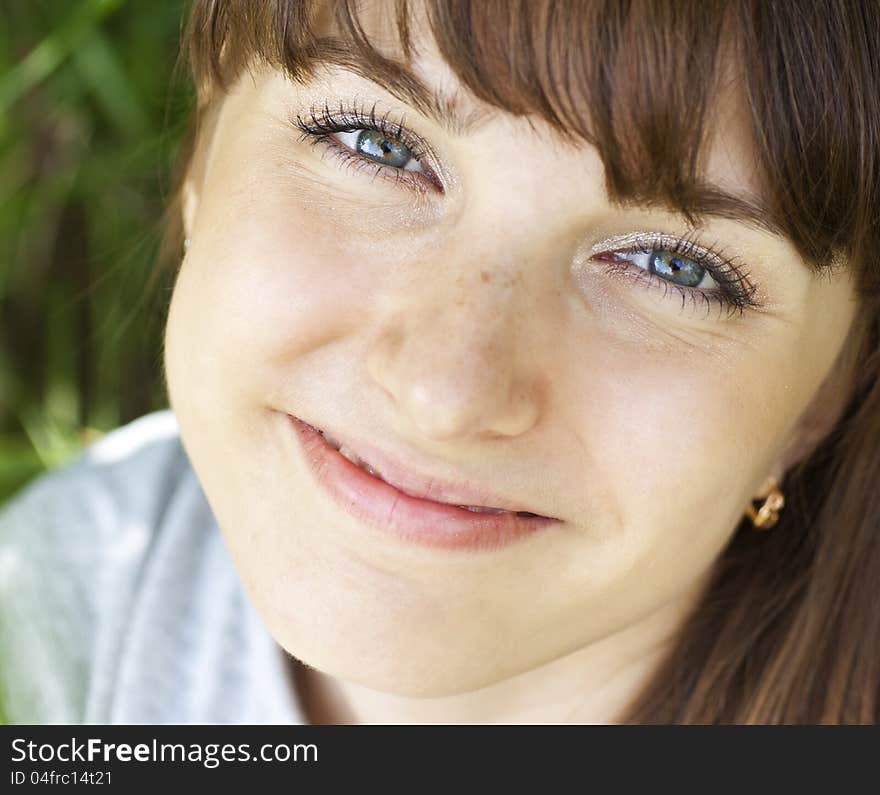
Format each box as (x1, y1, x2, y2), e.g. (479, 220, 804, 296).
(293, 103, 764, 319)
(292, 100, 441, 191)
(648, 250, 704, 288)
(592, 233, 762, 317)
(614, 248, 714, 291)
(348, 129, 415, 169)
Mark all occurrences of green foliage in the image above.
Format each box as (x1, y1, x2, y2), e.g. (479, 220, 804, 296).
(0, 0, 193, 504)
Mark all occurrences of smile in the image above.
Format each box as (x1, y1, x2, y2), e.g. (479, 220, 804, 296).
(318, 429, 527, 515)
(285, 413, 560, 552)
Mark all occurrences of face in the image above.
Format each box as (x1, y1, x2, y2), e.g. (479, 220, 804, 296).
(163, 7, 860, 697)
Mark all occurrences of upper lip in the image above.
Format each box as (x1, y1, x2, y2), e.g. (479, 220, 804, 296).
(292, 414, 556, 518)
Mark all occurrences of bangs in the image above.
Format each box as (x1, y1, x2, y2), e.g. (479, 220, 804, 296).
(182, 0, 880, 295)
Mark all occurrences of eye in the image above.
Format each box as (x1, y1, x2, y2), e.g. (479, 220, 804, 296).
(333, 129, 423, 172)
(291, 99, 442, 192)
(603, 248, 717, 290)
(590, 233, 763, 318)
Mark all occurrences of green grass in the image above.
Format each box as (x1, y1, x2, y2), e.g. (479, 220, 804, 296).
(0, 0, 193, 503)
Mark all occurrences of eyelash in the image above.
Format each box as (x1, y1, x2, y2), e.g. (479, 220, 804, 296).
(291, 101, 762, 318)
(291, 99, 441, 192)
(597, 232, 763, 319)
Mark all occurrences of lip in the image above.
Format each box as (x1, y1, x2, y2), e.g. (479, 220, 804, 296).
(286, 413, 561, 551)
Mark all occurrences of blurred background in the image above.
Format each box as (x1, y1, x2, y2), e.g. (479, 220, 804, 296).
(0, 0, 192, 505)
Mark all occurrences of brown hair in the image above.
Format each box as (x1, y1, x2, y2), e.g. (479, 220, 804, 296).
(160, 0, 880, 723)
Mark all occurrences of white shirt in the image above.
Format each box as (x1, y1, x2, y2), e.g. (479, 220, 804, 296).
(0, 410, 305, 724)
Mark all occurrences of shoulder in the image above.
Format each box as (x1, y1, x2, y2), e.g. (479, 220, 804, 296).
(0, 409, 202, 723)
(0, 410, 191, 588)
(0, 410, 303, 725)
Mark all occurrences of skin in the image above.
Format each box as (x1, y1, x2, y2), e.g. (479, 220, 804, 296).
(163, 3, 861, 723)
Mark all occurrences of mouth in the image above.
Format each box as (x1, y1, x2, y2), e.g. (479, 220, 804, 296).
(286, 413, 559, 552)
(314, 427, 541, 517)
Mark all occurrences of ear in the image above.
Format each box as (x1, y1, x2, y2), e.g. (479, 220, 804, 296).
(180, 100, 223, 241)
(759, 315, 865, 496)
(182, 173, 200, 241)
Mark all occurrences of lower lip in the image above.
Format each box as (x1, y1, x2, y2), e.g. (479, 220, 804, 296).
(287, 414, 559, 552)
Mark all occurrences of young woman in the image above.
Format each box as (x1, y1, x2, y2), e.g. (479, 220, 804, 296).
(1, 0, 878, 724)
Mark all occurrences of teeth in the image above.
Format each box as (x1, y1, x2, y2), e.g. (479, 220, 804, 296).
(318, 428, 523, 515)
(317, 429, 384, 478)
(338, 444, 382, 478)
(336, 444, 358, 463)
(458, 505, 510, 515)
(320, 430, 344, 450)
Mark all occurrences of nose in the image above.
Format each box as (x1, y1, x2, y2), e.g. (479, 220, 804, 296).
(365, 264, 545, 442)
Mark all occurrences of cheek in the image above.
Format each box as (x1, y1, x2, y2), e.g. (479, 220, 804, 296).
(556, 333, 805, 592)
(166, 207, 372, 412)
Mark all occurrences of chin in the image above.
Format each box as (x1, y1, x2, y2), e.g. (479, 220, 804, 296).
(248, 574, 542, 698)
(288, 638, 521, 699)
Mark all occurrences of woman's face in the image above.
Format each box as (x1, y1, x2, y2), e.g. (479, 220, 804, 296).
(164, 17, 859, 698)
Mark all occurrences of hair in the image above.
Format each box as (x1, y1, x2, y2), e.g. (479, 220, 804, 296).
(158, 0, 880, 723)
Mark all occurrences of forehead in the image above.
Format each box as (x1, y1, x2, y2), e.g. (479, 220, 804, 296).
(311, 0, 491, 129)
(303, 0, 776, 242)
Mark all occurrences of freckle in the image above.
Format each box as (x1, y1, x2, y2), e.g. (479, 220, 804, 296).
(481, 270, 492, 283)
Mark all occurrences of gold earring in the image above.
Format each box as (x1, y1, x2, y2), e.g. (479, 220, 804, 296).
(745, 478, 785, 530)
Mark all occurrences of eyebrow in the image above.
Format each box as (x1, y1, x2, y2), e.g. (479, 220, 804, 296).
(617, 184, 790, 241)
(312, 39, 790, 242)
(313, 39, 496, 136)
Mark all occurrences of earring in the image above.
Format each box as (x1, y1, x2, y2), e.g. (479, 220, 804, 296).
(183, 237, 191, 252)
(745, 478, 785, 530)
